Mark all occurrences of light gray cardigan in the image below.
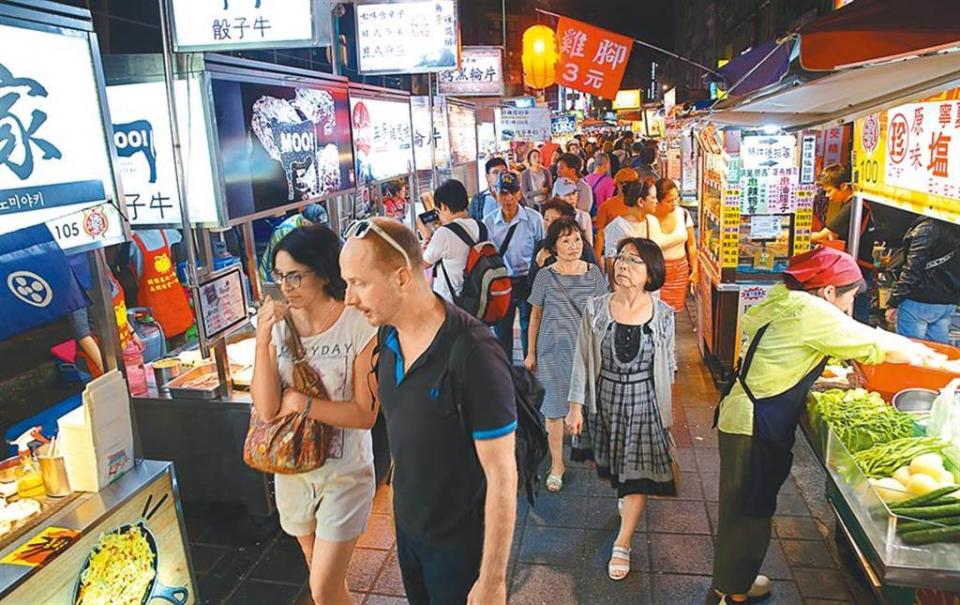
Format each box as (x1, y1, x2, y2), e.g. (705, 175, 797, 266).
(521, 167, 552, 206)
(568, 293, 677, 428)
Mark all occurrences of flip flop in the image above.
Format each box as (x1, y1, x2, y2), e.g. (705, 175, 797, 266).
(608, 545, 631, 581)
(546, 474, 563, 492)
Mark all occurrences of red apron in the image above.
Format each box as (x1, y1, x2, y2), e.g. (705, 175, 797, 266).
(110, 274, 134, 350)
(132, 232, 193, 337)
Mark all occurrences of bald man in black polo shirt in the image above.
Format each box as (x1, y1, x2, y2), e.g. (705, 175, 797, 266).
(340, 217, 518, 605)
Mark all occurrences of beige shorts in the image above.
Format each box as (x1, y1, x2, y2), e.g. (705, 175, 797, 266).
(274, 463, 375, 542)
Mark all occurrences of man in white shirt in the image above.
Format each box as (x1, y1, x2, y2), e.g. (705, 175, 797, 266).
(422, 179, 481, 303)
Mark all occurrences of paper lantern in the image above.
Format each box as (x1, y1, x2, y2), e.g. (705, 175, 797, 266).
(522, 25, 558, 90)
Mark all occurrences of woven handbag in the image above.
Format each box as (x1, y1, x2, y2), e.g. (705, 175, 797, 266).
(243, 314, 336, 474)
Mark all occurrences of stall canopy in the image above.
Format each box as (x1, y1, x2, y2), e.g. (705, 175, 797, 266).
(709, 40, 792, 99)
(703, 0, 960, 130)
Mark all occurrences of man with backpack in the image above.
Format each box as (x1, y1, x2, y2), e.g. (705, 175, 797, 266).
(340, 218, 519, 605)
(422, 179, 481, 303)
(469, 157, 508, 222)
(484, 171, 546, 361)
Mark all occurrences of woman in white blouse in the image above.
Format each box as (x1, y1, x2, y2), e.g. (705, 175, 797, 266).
(646, 178, 698, 311)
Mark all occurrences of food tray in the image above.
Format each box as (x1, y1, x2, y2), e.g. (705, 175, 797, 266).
(857, 341, 960, 402)
(163, 363, 244, 399)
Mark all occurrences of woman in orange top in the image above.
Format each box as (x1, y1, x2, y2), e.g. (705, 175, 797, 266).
(594, 168, 639, 260)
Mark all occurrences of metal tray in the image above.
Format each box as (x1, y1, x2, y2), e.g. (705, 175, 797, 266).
(163, 363, 243, 399)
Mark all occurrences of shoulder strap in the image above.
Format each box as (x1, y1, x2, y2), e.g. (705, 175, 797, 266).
(282, 313, 307, 362)
(548, 269, 582, 319)
(736, 323, 771, 404)
(444, 221, 477, 247)
(499, 223, 520, 257)
(438, 260, 457, 300)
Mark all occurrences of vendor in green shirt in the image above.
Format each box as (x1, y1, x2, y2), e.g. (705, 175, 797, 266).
(257, 204, 329, 283)
(706, 246, 935, 605)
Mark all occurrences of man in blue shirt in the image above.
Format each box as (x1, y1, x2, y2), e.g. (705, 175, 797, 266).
(469, 157, 508, 221)
(483, 171, 545, 360)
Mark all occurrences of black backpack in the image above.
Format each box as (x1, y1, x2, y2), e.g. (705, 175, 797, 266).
(447, 326, 549, 505)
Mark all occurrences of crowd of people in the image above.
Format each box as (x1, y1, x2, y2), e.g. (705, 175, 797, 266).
(247, 129, 956, 605)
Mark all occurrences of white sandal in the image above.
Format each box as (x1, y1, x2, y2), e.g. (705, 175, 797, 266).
(546, 474, 563, 492)
(608, 545, 631, 581)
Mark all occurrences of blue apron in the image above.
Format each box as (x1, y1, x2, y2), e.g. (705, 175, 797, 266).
(715, 323, 829, 518)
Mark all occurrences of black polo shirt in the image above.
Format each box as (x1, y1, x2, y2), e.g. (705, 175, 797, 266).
(378, 300, 516, 547)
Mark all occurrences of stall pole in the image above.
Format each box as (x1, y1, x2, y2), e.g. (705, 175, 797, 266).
(408, 102, 420, 230)
(330, 3, 341, 77)
(428, 75, 438, 191)
(847, 193, 864, 261)
(157, 0, 202, 327)
(86, 249, 120, 374)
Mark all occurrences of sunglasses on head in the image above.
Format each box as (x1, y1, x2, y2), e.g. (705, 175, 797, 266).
(345, 219, 412, 269)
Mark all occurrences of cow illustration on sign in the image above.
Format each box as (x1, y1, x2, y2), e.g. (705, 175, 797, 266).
(251, 88, 341, 201)
(0, 62, 62, 180)
(114, 120, 158, 183)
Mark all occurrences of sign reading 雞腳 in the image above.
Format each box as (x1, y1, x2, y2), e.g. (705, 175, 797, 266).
(169, 0, 328, 52)
(499, 107, 551, 143)
(349, 96, 414, 185)
(555, 17, 633, 101)
(355, 0, 459, 75)
(884, 100, 959, 200)
(0, 22, 123, 252)
(438, 47, 504, 97)
(106, 80, 221, 226)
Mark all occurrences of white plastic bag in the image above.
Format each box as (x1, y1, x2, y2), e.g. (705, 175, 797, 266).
(928, 378, 960, 445)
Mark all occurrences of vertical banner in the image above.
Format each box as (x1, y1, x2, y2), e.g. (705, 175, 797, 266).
(555, 17, 633, 100)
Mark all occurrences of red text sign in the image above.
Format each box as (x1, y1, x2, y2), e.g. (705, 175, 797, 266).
(555, 17, 633, 101)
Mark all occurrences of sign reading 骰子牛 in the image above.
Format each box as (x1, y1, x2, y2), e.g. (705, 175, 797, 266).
(169, 0, 329, 52)
(355, 0, 459, 75)
(555, 17, 633, 101)
(0, 21, 123, 251)
(438, 47, 504, 97)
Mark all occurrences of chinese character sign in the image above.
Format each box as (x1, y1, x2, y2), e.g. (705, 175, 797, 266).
(555, 17, 633, 100)
(169, 0, 325, 52)
(740, 135, 796, 170)
(411, 96, 449, 171)
(350, 96, 415, 185)
(438, 47, 503, 97)
(447, 102, 478, 166)
(0, 22, 122, 251)
(356, 0, 459, 74)
(499, 107, 551, 143)
(106, 80, 220, 226)
(884, 100, 959, 201)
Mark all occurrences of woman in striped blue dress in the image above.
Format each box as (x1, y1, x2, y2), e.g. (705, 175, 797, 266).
(526, 217, 608, 492)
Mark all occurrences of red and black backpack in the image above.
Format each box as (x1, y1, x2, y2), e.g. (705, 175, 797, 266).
(437, 221, 516, 325)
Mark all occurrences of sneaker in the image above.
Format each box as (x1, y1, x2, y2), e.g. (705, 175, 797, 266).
(748, 575, 771, 598)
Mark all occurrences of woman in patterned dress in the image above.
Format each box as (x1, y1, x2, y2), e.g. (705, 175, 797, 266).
(525, 218, 608, 492)
(567, 237, 678, 581)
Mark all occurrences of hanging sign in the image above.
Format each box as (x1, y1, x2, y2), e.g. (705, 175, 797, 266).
(211, 76, 355, 221)
(350, 96, 414, 185)
(499, 107, 551, 143)
(741, 135, 796, 170)
(446, 102, 477, 166)
(106, 79, 220, 226)
(0, 22, 123, 251)
(438, 46, 504, 97)
(799, 133, 817, 184)
(355, 0, 459, 75)
(854, 90, 960, 223)
(168, 0, 329, 52)
(555, 17, 633, 101)
(551, 113, 577, 134)
(612, 89, 642, 110)
(411, 96, 449, 171)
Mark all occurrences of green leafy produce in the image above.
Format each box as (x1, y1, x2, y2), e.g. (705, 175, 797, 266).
(853, 437, 951, 478)
(809, 388, 916, 452)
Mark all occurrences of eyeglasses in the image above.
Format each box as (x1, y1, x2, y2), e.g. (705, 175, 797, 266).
(345, 219, 412, 269)
(272, 270, 311, 289)
(615, 253, 646, 266)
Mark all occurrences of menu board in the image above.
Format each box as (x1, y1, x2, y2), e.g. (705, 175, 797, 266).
(411, 96, 449, 171)
(739, 135, 798, 215)
(446, 103, 478, 166)
(349, 96, 414, 184)
(106, 79, 220, 226)
(210, 76, 354, 221)
(437, 47, 504, 97)
(0, 21, 123, 251)
(197, 265, 248, 343)
(355, 0, 459, 75)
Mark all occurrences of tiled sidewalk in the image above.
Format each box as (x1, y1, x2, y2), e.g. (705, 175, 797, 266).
(185, 311, 878, 604)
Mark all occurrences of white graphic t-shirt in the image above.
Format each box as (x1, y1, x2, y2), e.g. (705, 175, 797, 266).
(272, 306, 377, 473)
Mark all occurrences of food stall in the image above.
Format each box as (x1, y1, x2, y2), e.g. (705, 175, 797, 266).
(694, 125, 815, 376)
(0, 1, 195, 599)
(445, 98, 481, 200)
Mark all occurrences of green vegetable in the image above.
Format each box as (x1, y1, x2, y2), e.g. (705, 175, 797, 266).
(853, 437, 950, 479)
(891, 486, 959, 509)
(888, 502, 960, 519)
(808, 388, 915, 453)
(900, 525, 960, 545)
(896, 516, 960, 534)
